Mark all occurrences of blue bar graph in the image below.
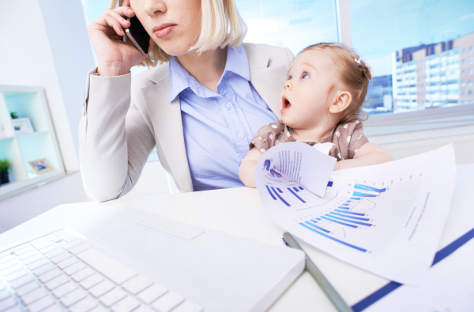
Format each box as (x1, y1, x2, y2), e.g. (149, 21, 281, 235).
(350, 197, 361, 200)
(321, 216, 358, 228)
(276, 188, 283, 193)
(300, 223, 367, 252)
(352, 192, 378, 197)
(292, 187, 299, 192)
(326, 214, 372, 226)
(354, 184, 386, 193)
(342, 203, 349, 206)
(299, 186, 304, 190)
(337, 206, 349, 210)
(330, 213, 370, 222)
(335, 210, 366, 216)
(265, 185, 276, 200)
(288, 188, 306, 203)
(270, 187, 290, 206)
(305, 221, 331, 233)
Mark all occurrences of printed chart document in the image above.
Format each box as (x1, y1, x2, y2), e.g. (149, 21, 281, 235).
(365, 237, 474, 312)
(255, 143, 456, 284)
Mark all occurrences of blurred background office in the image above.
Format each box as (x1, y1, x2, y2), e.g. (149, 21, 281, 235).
(0, 0, 473, 232)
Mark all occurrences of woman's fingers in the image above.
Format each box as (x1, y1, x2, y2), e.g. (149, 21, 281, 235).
(106, 9, 131, 30)
(103, 13, 126, 36)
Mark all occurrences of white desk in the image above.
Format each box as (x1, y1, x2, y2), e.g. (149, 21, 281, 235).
(1, 164, 473, 311)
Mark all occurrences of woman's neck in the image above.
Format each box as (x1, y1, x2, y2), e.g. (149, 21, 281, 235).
(176, 47, 228, 93)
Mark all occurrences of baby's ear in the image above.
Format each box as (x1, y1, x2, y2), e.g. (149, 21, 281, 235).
(329, 91, 352, 113)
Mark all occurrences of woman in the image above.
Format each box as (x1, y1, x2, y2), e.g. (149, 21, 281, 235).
(80, 0, 293, 201)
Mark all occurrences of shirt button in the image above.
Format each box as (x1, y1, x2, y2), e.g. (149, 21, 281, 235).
(225, 103, 231, 110)
(238, 132, 244, 139)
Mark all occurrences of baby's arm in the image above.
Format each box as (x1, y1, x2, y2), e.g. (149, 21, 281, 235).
(336, 143, 392, 170)
(239, 148, 264, 188)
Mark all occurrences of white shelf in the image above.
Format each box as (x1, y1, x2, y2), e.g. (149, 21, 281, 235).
(0, 85, 65, 199)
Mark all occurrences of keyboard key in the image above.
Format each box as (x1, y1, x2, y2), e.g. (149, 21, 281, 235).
(10, 274, 34, 289)
(89, 305, 109, 312)
(111, 296, 141, 312)
(22, 254, 43, 265)
(17, 250, 38, 260)
(59, 289, 88, 307)
(89, 280, 115, 298)
(0, 296, 17, 311)
(38, 268, 62, 283)
(50, 252, 71, 264)
(13, 246, 33, 256)
(71, 268, 94, 282)
(27, 259, 48, 270)
(44, 249, 65, 259)
(172, 301, 203, 312)
(39, 245, 59, 255)
(16, 281, 40, 296)
(64, 263, 86, 276)
(32, 263, 55, 276)
(20, 287, 48, 305)
(57, 257, 78, 270)
(45, 275, 69, 291)
(77, 248, 137, 285)
(67, 243, 91, 255)
(122, 275, 153, 295)
(99, 288, 127, 307)
(69, 296, 98, 312)
(80, 274, 104, 290)
(3, 304, 23, 312)
(133, 305, 154, 312)
(137, 284, 168, 304)
(27, 295, 55, 312)
(5, 269, 28, 282)
(0, 259, 18, 271)
(52, 282, 77, 298)
(30, 237, 53, 250)
(151, 292, 184, 312)
(1, 264, 22, 276)
(0, 255, 14, 265)
(42, 303, 65, 312)
(0, 289, 11, 301)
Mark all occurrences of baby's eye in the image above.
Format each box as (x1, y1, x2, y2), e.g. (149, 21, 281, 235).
(287, 75, 293, 80)
(301, 72, 309, 79)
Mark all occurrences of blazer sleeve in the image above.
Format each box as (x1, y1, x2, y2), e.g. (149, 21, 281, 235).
(79, 70, 155, 202)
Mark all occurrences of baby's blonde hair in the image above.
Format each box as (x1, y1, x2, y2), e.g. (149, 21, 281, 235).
(301, 42, 372, 123)
(109, 0, 246, 66)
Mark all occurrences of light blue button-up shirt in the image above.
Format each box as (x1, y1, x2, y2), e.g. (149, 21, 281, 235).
(169, 46, 278, 191)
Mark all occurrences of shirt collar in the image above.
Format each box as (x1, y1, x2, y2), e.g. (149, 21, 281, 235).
(168, 45, 250, 102)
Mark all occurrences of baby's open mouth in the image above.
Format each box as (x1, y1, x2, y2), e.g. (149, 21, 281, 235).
(282, 96, 291, 109)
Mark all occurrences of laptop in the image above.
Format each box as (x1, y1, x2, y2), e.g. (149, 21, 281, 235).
(0, 205, 305, 312)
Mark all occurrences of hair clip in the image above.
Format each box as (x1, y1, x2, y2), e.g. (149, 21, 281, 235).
(355, 57, 363, 67)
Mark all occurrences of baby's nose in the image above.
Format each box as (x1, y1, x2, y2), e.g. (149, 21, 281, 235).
(284, 80, 293, 90)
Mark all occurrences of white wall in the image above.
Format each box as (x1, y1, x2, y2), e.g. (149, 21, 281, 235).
(0, 0, 96, 231)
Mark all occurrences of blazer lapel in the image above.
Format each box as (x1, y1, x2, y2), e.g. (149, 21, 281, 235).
(140, 67, 193, 192)
(243, 44, 288, 119)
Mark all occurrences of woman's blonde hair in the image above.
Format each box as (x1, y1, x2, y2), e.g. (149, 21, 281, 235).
(301, 42, 372, 124)
(109, 0, 246, 66)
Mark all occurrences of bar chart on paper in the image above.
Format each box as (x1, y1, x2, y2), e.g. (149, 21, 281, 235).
(269, 176, 423, 257)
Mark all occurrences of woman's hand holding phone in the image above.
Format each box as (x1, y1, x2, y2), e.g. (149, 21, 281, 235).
(88, 0, 153, 77)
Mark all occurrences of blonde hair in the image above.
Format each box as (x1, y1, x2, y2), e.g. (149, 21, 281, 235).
(109, 0, 246, 67)
(301, 42, 372, 123)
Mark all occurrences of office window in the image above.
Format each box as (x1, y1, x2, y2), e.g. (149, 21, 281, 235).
(470, 57, 474, 64)
(470, 68, 474, 75)
(469, 90, 473, 95)
(469, 79, 473, 85)
(470, 46, 474, 52)
(236, 0, 338, 55)
(462, 80, 466, 86)
(351, 0, 474, 114)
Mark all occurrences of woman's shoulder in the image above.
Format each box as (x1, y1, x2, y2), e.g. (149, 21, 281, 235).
(242, 43, 294, 65)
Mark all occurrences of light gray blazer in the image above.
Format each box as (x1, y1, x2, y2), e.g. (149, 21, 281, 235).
(79, 43, 294, 201)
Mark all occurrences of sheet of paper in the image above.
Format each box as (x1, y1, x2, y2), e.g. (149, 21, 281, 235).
(365, 236, 474, 312)
(255, 143, 456, 284)
(256, 142, 336, 197)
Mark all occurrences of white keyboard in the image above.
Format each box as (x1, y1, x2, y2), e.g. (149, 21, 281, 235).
(0, 229, 203, 312)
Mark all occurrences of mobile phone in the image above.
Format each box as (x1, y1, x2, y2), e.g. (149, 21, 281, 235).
(125, 16, 150, 55)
